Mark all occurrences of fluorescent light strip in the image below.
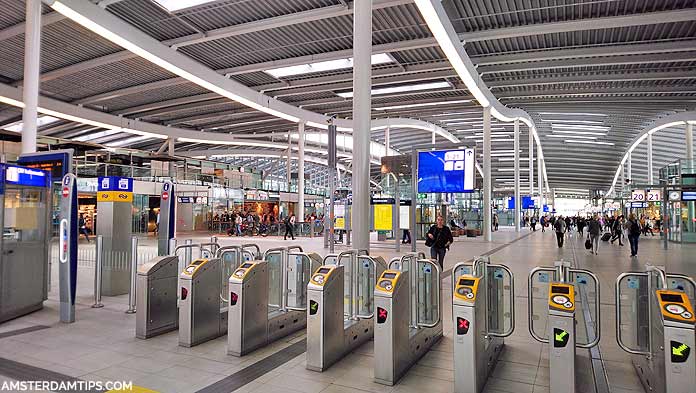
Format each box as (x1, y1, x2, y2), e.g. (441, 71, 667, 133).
(3, 116, 61, 132)
(266, 53, 392, 78)
(564, 139, 614, 146)
(51, 1, 300, 123)
(152, 0, 216, 12)
(105, 135, 152, 147)
(551, 130, 606, 136)
(538, 112, 608, 117)
(374, 99, 471, 111)
(552, 124, 610, 131)
(547, 134, 597, 140)
(541, 119, 604, 125)
(73, 129, 123, 142)
(336, 81, 450, 98)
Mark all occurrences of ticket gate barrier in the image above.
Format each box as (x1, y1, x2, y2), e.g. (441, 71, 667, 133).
(451, 257, 515, 393)
(528, 261, 601, 393)
(136, 255, 179, 339)
(138, 244, 257, 341)
(374, 257, 442, 386)
(227, 246, 321, 356)
(615, 264, 696, 393)
(306, 250, 386, 371)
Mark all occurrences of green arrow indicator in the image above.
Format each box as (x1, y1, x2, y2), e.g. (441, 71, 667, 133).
(555, 330, 568, 342)
(671, 341, 691, 363)
(309, 300, 319, 315)
(673, 343, 689, 356)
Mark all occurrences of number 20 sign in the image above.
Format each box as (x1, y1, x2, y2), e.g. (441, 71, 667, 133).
(631, 190, 645, 201)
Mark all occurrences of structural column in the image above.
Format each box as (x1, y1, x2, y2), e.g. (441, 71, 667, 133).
(21, 0, 42, 154)
(298, 122, 306, 221)
(384, 126, 390, 155)
(513, 119, 520, 232)
(529, 127, 534, 199)
(351, 0, 372, 251)
(627, 152, 632, 184)
(483, 106, 492, 242)
(647, 133, 654, 184)
(537, 149, 543, 211)
(687, 123, 694, 161)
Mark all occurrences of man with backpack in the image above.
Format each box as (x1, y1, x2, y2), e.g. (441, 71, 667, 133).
(554, 215, 567, 247)
(626, 213, 641, 257)
(284, 214, 296, 240)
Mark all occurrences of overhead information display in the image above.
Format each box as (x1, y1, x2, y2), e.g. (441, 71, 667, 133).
(417, 149, 475, 193)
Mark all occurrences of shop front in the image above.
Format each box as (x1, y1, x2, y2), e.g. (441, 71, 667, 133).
(244, 190, 279, 220)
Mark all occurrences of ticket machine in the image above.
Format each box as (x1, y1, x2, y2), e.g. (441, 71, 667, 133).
(373, 255, 442, 385)
(528, 261, 601, 393)
(451, 257, 515, 393)
(306, 250, 386, 371)
(0, 164, 52, 323)
(227, 246, 321, 356)
(616, 265, 696, 393)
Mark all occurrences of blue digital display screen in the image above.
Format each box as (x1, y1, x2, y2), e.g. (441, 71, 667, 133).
(682, 191, 696, 201)
(506, 196, 535, 209)
(98, 176, 133, 192)
(4, 165, 50, 188)
(417, 149, 475, 193)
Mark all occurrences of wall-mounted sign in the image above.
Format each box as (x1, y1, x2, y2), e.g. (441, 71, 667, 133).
(178, 196, 208, 204)
(4, 165, 50, 188)
(417, 149, 475, 193)
(97, 191, 133, 203)
(98, 176, 133, 192)
(682, 191, 696, 201)
(630, 202, 648, 208)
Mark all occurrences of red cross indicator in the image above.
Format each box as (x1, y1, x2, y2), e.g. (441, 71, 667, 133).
(377, 307, 388, 324)
(230, 292, 238, 306)
(180, 287, 188, 300)
(457, 317, 470, 335)
(162, 191, 169, 200)
(62, 186, 69, 198)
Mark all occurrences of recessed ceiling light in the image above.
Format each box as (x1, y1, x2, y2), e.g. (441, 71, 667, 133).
(564, 139, 614, 146)
(547, 134, 597, 139)
(538, 112, 608, 117)
(373, 99, 471, 111)
(336, 81, 450, 98)
(540, 119, 604, 124)
(265, 53, 392, 78)
(551, 130, 606, 136)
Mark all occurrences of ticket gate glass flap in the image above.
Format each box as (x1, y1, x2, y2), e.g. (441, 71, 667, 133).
(487, 265, 514, 336)
(417, 260, 440, 327)
(265, 251, 282, 310)
(616, 273, 651, 354)
(569, 270, 599, 347)
(286, 252, 322, 310)
(529, 269, 556, 341)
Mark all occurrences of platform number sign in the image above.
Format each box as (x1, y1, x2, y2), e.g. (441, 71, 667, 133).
(631, 189, 646, 201)
(646, 189, 661, 202)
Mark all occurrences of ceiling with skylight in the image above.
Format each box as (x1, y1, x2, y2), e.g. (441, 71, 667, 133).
(0, 0, 694, 192)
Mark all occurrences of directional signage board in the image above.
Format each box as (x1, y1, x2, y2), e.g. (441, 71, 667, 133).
(646, 189, 661, 202)
(98, 176, 133, 192)
(631, 189, 646, 201)
(97, 191, 134, 203)
(417, 149, 475, 193)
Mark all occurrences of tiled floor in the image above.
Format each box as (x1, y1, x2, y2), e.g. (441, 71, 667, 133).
(1, 228, 690, 393)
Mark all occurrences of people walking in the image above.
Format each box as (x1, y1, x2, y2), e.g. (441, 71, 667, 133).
(426, 215, 453, 269)
(588, 214, 601, 255)
(530, 216, 537, 231)
(626, 213, 641, 257)
(610, 215, 624, 246)
(577, 217, 586, 236)
(284, 214, 296, 240)
(554, 215, 567, 247)
(79, 213, 90, 242)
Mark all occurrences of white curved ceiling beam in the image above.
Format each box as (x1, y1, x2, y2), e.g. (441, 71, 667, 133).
(0, 82, 453, 166)
(413, 0, 550, 191)
(605, 111, 696, 197)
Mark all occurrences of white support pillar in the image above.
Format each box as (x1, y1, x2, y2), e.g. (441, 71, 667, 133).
(298, 122, 306, 221)
(286, 137, 292, 193)
(432, 131, 435, 145)
(513, 119, 520, 232)
(627, 152, 632, 184)
(687, 123, 694, 161)
(647, 133, 654, 184)
(21, 0, 42, 154)
(351, 0, 372, 251)
(529, 127, 534, 198)
(537, 146, 544, 211)
(384, 126, 390, 156)
(483, 106, 492, 242)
